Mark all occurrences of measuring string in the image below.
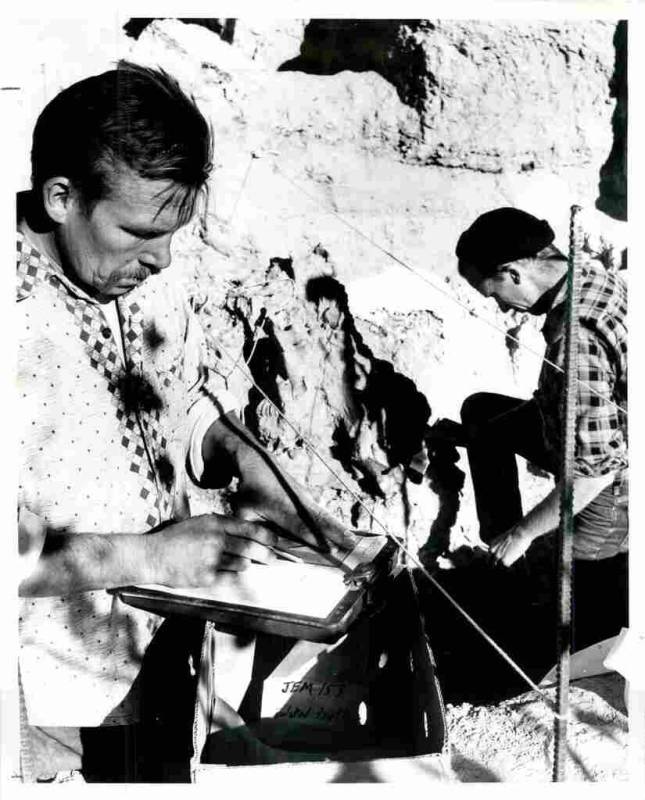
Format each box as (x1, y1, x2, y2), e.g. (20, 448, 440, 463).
(211, 334, 566, 720)
(264, 157, 626, 418)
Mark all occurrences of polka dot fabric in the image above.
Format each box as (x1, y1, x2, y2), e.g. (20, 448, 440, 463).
(17, 232, 238, 727)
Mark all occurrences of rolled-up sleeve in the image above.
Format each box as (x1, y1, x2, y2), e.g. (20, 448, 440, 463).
(182, 304, 243, 484)
(187, 383, 240, 483)
(18, 506, 47, 584)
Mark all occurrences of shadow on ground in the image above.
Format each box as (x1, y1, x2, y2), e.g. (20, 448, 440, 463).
(415, 545, 558, 706)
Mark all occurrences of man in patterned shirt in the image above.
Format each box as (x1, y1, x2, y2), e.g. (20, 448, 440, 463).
(17, 61, 354, 781)
(453, 207, 628, 648)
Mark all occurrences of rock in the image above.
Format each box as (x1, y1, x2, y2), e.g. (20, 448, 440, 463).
(596, 21, 627, 221)
(124, 17, 307, 70)
(14, 17, 625, 559)
(447, 673, 628, 781)
(228, 19, 308, 69)
(10, 20, 630, 779)
(281, 19, 616, 172)
(127, 17, 624, 556)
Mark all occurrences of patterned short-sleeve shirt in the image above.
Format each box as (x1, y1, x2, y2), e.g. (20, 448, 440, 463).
(17, 231, 237, 727)
(534, 259, 627, 478)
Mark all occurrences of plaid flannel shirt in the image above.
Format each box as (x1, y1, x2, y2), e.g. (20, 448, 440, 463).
(534, 259, 627, 478)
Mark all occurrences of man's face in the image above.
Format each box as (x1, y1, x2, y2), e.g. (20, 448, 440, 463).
(461, 261, 537, 313)
(56, 166, 191, 301)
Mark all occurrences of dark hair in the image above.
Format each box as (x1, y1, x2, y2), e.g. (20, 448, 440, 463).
(31, 60, 213, 220)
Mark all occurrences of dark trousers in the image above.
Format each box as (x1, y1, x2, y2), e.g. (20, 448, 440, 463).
(23, 718, 194, 783)
(21, 617, 203, 783)
(460, 392, 628, 650)
(460, 392, 555, 540)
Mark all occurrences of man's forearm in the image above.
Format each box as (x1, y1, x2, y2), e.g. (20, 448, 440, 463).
(201, 412, 353, 552)
(520, 471, 616, 543)
(19, 532, 154, 597)
(202, 411, 263, 466)
(200, 412, 284, 491)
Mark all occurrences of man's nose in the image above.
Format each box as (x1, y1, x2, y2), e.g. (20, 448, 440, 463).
(140, 236, 172, 271)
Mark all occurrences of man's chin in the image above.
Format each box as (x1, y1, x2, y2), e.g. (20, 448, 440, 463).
(96, 284, 136, 303)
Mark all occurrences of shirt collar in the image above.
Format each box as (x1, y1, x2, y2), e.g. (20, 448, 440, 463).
(540, 263, 590, 341)
(17, 229, 101, 305)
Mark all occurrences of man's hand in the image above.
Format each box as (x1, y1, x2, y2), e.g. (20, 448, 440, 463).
(487, 473, 616, 570)
(489, 525, 534, 567)
(426, 418, 468, 448)
(147, 514, 277, 588)
(19, 513, 277, 597)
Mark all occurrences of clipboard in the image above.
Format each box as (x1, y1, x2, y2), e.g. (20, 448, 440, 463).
(112, 535, 399, 642)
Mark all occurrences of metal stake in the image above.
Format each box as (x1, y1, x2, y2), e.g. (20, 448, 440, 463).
(553, 205, 583, 781)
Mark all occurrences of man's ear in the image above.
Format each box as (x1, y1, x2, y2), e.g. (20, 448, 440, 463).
(42, 177, 77, 224)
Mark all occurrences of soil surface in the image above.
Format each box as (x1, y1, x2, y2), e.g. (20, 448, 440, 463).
(446, 674, 628, 782)
(413, 553, 629, 782)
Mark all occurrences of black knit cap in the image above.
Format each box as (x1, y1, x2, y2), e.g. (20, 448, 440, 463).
(456, 207, 555, 274)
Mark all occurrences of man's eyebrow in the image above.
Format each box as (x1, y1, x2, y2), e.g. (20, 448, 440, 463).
(121, 224, 168, 237)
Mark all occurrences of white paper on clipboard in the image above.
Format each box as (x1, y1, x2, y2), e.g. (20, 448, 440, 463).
(133, 535, 388, 620)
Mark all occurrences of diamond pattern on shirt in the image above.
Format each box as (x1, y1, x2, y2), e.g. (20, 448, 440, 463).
(17, 236, 60, 301)
(17, 234, 168, 527)
(119, 296, 174, 520)
(119, 298, 144, 373)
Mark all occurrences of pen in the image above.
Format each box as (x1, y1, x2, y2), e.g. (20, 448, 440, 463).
(268, 546, 305, 564)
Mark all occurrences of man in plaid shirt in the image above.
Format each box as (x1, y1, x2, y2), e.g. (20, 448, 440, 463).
(454, 207, 628, 647)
